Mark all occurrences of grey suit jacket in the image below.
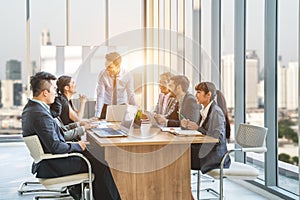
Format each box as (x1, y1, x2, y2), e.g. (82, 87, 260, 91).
(22, 100, 84, 178)
(54, 117, 84, 141)
(167, 92, 200, 127)
(191, 101, 231, 173)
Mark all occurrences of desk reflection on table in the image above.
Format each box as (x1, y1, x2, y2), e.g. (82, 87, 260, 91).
(87, 124, 218, 200)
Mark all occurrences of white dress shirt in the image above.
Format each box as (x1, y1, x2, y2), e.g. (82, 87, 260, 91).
(95, 67, 137, 117)
(199, 100, 213, 127)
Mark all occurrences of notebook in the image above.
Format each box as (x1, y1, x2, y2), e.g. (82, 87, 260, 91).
(92, 105, 138, 137)
(161, 127, 203, 136)
(105, 105, 129, 122)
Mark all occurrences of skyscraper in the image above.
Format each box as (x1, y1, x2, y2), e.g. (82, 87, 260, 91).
(286, 61, 298, 110)
(31, 61, 39, 76)
(40, 28, 52, 45)
(6, 60, 21, 80)
(221, 50, 259, 109)
(0, 80, 22, 108)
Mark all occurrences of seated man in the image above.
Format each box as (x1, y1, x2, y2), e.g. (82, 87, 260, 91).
(154, 75, 200, 127)
(22, 71, 120, 200)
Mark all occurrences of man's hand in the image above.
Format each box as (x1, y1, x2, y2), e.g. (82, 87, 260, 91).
(78, 140, 90, 151)
(180, 119, 198, 130)
(83, 123, 97, 130)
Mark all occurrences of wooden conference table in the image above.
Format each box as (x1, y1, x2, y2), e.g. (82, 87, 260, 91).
(87, 124, 218, 200)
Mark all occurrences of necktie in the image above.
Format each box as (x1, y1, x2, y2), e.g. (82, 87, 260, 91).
(112, 75, 117, 105)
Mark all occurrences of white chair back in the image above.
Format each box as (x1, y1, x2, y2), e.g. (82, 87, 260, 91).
(236, 124, 268, 148)
(23, 135, 45, 163)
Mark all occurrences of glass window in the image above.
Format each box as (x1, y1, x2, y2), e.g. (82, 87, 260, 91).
(0, 1, 26, 138)
(221, 0, 235, 142)
(69, 0, 105, 45)
(109, 0, 143, 37)
(31, 0, 66, 55)
(200, 0, 212, 81)
(245, 0, 265, 181)
(277, 0, 299, 195)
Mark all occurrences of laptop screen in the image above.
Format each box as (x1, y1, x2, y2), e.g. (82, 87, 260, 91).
(119, 105, 138, 132)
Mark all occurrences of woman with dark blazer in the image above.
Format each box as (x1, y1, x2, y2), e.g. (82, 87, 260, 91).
(181, 81, 231, 173)
(56, 75, 87, 125)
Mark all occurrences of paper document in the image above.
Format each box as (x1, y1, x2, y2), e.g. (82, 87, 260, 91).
(161, 127, 203, 136)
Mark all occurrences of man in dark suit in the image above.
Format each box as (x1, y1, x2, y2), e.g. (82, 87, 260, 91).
(155, 75, 200, 127)
(22, 71, 120, 200)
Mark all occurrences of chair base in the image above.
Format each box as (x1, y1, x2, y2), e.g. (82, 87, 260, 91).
(191, 170, 215, 200)
(200, 188, 221, 200)
(18, 181, 66, 195)
(34, 193, 71, 199)
(192, 172, 215, 183)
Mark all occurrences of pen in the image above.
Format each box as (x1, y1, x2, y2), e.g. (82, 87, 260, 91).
(177, 111, 186, 119)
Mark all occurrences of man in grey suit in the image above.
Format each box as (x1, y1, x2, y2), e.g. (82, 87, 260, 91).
(155, 75, 200, 127)
(22, 72, 120, 200)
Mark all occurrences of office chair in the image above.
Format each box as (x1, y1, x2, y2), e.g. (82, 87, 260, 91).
(202, 123, 268, 200)
(192, 170, 214, 200)
(19, 135, 94, 200)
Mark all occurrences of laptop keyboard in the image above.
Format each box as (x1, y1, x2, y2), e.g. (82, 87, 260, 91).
(101, 128, 122, 135)
(92, 127, 125, 137)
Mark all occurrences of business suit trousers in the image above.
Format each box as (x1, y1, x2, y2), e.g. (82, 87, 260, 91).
(81, 150, 121, 200)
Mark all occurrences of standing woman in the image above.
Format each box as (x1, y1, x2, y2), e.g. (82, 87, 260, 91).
(56, 75, 87, 125)
(181, 82, 231, 173)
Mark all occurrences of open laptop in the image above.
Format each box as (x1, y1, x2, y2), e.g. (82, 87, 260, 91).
(106, 105, 129, 122)
(92, 105, 138, 137)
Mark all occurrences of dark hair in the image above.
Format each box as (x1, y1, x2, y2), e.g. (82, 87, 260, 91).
(50, 97, 62, 118)
(170, 75, 190, 92)
(195, 82, 231, 139)
(56, 75, 72, 94)
(30, 71, 56, 97)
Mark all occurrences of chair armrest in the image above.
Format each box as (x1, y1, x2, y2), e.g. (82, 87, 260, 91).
(39, 153, 92, 175)
(241, 147, 267, 153)
(40, 153, 91, 167)
(38, 152, 93, 200)
(41, 153, 69, 160)
(219, 147, 267, 172)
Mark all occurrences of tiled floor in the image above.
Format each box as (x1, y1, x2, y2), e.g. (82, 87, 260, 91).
(0, 142, 284, 200)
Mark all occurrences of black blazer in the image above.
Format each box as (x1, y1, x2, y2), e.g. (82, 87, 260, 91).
(57, 94, 75, 125)
(22, 100, 83, 178)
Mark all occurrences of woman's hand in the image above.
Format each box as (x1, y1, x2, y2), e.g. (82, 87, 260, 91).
(79, 94, 87, 104)
(154, 114, 166, 125)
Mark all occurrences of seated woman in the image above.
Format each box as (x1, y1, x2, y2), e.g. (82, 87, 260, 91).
(153, 72, 179, 124)
(50, 97, 96, 141)
(56, 75, 87, 125)
(181, 81, 231, 173)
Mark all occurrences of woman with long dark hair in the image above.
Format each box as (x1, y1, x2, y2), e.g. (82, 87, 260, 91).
(56, 75, 87, 125)
(181, 81, 231, 173)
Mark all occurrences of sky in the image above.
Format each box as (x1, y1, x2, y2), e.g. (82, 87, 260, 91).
(0, 0, 298, 83)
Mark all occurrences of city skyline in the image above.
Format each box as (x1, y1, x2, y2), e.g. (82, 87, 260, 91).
(0, 0, 298, 83)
